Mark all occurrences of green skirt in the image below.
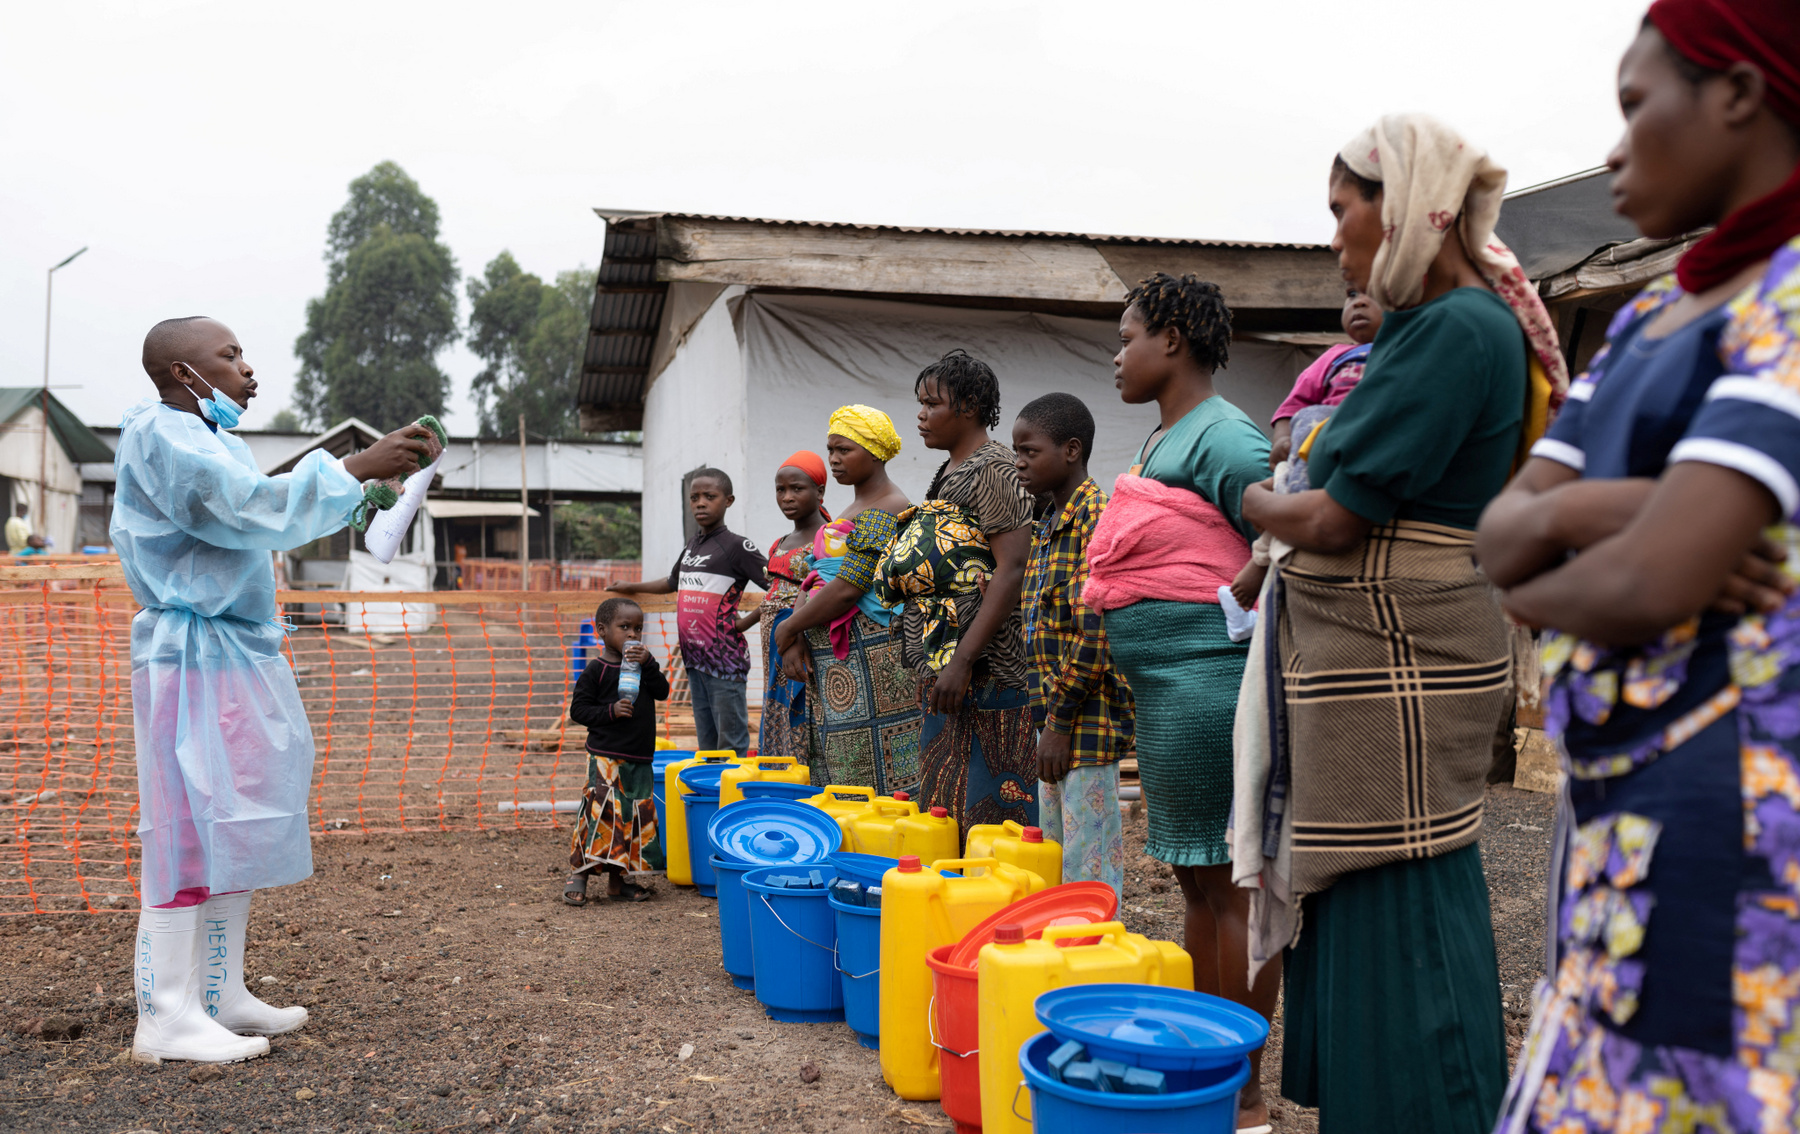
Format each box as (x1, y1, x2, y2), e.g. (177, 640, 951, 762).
(1104, 600, 1246, 866)
(1281, 843, 1506, 1132)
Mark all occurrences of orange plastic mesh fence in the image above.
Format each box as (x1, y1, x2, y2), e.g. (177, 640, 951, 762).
(454, 558, 641, 592)
(0, 562, 753, 916)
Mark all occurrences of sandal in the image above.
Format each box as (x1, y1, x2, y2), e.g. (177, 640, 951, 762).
(562, 874, 589, 906)
(612, 881, 655, 903)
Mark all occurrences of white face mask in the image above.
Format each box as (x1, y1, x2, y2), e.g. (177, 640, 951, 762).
(180, 363, 245, 429)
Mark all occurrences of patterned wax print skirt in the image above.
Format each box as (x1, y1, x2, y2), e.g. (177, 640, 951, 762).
(568, 754, 664, 875)
(804, 613, 921, 796)
(918, 671, 1038, 837)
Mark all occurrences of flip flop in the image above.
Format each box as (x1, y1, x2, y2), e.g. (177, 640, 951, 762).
(562, 875, 589, 906)
(612, 881, 655, 903)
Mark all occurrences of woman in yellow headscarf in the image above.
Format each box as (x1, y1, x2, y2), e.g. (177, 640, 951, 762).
(773, 405, 920, 794)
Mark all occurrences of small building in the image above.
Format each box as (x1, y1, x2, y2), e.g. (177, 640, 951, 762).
(576, 211, 1346, 571)
(0, 388, 114, 552)
(82, 419, 642, 587)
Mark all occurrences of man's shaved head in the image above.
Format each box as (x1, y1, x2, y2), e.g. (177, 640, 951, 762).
(142, 317, 224, 383)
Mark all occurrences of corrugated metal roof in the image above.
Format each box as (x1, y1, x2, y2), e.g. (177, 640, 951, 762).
(591, 208, 1326, 250)
(575, 210, 1333, 427)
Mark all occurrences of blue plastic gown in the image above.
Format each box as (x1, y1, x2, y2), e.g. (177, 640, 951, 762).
(111, 402, 364, 906)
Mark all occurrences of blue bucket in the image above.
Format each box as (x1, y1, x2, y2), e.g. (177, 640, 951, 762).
(1019, 1031, 1248, 1134)
(827, 851, 899, 890)
(711, 856, 757, 990)
(743, 866, 844, 1023)
(1034, 984, 1269, 1073)
(827, 889, 881, 1049)
(682, 792, 722, 897)
(740, 781, 822, 802)
(651, 750, 693, 864)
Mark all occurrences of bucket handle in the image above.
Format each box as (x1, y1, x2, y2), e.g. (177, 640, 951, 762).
(756, 892, 837, 956)
(832, 949, 879, 980)
(1010, 1080, 1031, 1123)
(925, 994, 977, 1059)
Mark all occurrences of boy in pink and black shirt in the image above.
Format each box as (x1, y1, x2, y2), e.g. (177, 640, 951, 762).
(613, 467, 765, 755)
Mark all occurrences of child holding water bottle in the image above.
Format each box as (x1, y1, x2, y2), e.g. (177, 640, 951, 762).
(564, 597, 669, 904)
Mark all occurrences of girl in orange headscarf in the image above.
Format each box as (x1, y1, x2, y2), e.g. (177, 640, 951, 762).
(750, 451, 831, 764)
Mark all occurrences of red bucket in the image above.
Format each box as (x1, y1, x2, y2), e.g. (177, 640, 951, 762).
(927, 943, 983, 1134)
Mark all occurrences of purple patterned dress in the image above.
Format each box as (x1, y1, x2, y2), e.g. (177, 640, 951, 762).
(1498, 238, 1800, 1131)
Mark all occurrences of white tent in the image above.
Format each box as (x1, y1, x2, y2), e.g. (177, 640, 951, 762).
(640, 288, 1321, 572)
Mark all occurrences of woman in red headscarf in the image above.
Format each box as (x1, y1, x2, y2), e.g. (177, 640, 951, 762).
(1476, 1, 1800, 1127)
(748, 451, 830, 764)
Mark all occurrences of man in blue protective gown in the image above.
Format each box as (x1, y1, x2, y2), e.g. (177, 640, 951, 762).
(113, 316, 431, 1064)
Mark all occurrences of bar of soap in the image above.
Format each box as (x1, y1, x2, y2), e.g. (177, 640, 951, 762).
(1046, 1040, 1086, 1082)
(1061, 1061, 1110, 1092)
(1119, 1067, 1167, 1095)
(1092, 1060, 1129, 1091)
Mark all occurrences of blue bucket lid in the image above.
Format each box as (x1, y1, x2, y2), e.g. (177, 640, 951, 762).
(1033, 985, 1270, 1068)
(679, 763, 729, 792)
(654, 749, 695, 772)
(708, 801, 844, 866)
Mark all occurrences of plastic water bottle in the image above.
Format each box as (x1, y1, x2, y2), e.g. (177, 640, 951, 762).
(618, 640, 642, 704)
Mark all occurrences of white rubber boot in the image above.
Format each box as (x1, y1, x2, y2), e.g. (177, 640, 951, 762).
(199, 891, 310, 1036)
(132, 905, 269, 1064)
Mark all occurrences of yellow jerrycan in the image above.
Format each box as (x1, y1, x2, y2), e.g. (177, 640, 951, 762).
(717, 755, 811, 807)
(976, 921, 1193, 1134)
(879, 856, 1045, 1100)
(655, 737, 676, 750)
(663, 750, 740, 886)
(850, 799, 919, 854)
(804, 785, 878, 845)
(964, 819, 1024, 861)
(964, 821, 1064, 887)
(890, 805, 960, 865)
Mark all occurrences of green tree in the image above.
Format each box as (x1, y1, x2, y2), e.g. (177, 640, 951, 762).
(293, 162, 459, 430)
(266, 407, 302, 432)
(466, 252, 591, 438)
(557, 501, 641, 560)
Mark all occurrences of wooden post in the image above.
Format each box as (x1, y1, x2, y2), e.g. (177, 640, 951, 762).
(518, 414, 529, 590)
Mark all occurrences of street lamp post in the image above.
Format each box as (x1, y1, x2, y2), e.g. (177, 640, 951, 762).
(39, 246, 88, 540)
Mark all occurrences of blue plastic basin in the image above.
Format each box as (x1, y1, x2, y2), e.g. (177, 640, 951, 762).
(743, 866, 844, 1024)
(1019, 1031, 1248, 1134)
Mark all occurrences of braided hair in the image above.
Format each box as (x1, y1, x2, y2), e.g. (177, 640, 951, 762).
(1124, 273, 1232, 371)
(915, 349, 1001, 430)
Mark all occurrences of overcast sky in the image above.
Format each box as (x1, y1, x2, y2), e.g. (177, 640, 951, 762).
(3, 0, 1648, 436)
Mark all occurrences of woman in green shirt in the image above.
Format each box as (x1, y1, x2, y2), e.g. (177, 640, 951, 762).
(1107, 272, 1276, 1131)
(1241, 114, 1566, 1131)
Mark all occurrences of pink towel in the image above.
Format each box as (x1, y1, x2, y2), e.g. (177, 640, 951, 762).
(1083, 474, 1252, 612)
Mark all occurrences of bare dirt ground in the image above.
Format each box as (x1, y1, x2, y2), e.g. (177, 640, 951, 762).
(0, 784, 1552, 1134)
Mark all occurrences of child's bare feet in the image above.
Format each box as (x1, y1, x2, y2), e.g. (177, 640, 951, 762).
(1237, 1085, 1271, 1132)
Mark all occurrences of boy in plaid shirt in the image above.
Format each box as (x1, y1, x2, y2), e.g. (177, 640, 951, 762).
(1011, 393, 1132, 897)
